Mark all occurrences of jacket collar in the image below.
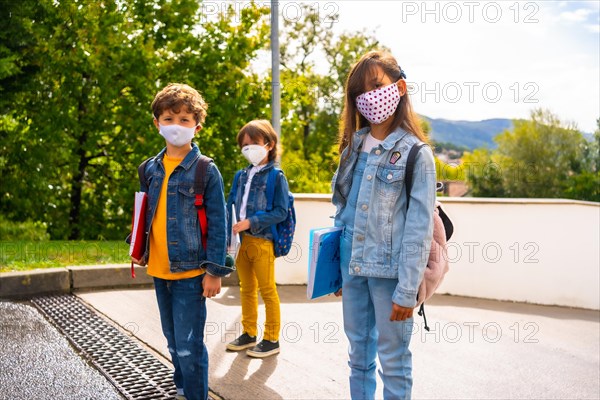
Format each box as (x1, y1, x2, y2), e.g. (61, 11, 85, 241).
(381, 127, 410, 151)
(352, 126, 410, 152)
(352, 127, 370, 152)
(243, 160, 276, 174)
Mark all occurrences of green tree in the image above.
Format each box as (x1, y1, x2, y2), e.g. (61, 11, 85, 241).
(563, 119, 600, 201)
(462, 148, 508, 197)
(0, 0, 270, 239)
(278, 5, 380, 192)
(463, 109, 598, 201)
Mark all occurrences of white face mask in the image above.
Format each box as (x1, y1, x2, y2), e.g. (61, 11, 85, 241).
(241, 144, 268, 166)
(159, 124, 197, 147)
(355, 82, 401, 125)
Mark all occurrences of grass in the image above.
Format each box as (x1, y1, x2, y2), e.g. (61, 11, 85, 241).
(0, 241, 131, 272)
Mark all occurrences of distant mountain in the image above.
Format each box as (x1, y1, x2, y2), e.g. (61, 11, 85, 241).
(422, 116, 514, 150)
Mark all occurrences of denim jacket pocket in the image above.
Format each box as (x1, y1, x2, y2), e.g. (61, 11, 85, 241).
(253, 182, 268, 211)
(375, 167, 405, 198)
(177, 183, 196, 214)
(149, 171, 162, 190)
(177, 183, 201, 255)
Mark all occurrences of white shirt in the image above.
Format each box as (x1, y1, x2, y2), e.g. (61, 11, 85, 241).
(362, 132, 383, 154)
(240, 164, 266, 221)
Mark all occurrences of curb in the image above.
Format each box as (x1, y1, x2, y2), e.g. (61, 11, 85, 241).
(0, 264, 239, 299)
(0, 268, 70, 298)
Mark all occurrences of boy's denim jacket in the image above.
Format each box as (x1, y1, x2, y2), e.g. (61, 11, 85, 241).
(226, 161, 289, 243)
(332, 127, 436, 308)
(139, 143, 231, 277)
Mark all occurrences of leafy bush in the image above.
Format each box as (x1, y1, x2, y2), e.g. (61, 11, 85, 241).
(463, 111, 599, 201)
(0, 216, 50, 241)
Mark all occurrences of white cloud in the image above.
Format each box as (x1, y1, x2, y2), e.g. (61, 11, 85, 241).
(559, 8, 594, 22)
(586, 23, 600, 33)
(265, 1, 599, 132)
(353, 2, 598, 131)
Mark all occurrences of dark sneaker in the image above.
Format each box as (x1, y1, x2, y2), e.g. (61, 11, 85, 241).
(226, 333, 257, 351)
(246, 340, 280, 358)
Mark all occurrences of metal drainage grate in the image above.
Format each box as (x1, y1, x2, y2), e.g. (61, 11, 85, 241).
(32, 294, 177, 400)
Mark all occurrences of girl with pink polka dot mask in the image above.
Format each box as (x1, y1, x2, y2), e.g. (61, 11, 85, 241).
(355, 72, 406, 125)
(331, 51, 437, 399)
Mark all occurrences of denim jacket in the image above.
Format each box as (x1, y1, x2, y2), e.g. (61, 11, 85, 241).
(139, 143, 231, 277)
(226, 161, 289, 243)
(332, 127, 437, 308)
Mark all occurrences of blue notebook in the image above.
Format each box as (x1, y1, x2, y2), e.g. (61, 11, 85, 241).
(307, 227, 343, 300)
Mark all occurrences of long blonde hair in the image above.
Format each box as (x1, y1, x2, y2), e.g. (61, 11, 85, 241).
(338, 51, 428, 155)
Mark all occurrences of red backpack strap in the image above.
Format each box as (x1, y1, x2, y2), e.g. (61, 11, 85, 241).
(194, 155, 213, 250)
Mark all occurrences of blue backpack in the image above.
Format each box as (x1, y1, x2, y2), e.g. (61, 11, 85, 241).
(232, 167, 296, 257)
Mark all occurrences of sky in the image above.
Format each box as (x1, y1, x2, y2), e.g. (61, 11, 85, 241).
(273, 0, 600, 132)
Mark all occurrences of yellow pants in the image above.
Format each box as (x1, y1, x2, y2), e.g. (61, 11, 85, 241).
(236, 234, 280, 341)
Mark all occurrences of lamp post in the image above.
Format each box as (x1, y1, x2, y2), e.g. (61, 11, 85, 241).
(270, 0, 281, 138)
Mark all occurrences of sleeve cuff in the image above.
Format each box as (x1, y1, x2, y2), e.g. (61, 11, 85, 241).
(393, 287, 418, 309)
(249, 216, 260, 234)
(203, 261, 235, 278)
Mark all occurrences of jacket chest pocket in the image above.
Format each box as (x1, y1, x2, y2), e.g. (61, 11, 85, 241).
(177, 184, 197, 215)
(250, 180, 267, 210)
(250, 178, 267, 192)
(148, 173, 162, 189)
(375, 167, 405, 198)
(177, 183, 201, 238)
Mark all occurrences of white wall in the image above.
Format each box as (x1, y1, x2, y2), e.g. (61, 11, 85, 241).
(276, 195, 600, 310)
(275, 194, 336, 285)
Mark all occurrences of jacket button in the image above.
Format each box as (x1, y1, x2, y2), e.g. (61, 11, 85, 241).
(375, 149, 381, 155)
(356, 235, 364, 241)
(354, 266, 360, 273)
(189, 188, 194, 193)
(366, 175, 372, 180)
(361, 204, 368, 211)
(387, 174, 393, 180)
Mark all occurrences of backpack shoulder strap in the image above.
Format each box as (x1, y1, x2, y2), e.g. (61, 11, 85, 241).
(265, 167, 281, 212)
(194, 155, 214, 250)
(137, 157, 152, 188)
(438, 204, 454, 241)
(194, 155, 214, 197)
(405, 143, 427, 208)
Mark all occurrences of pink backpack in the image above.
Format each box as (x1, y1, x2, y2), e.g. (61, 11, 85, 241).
(405, 144, 454, 331)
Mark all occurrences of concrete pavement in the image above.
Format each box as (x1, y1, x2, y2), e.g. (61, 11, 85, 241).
(77, 285, 600, 400)
(0, 301, 123, 400)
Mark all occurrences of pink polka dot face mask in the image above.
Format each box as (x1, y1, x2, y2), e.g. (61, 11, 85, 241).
(355, 82, 401, 125)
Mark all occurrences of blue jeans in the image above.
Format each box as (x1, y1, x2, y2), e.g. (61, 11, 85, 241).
(340, 230, 414, 400)
(154, 276, 208, 400)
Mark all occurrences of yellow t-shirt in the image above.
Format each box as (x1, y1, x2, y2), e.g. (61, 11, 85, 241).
(147, 154, 203, 280)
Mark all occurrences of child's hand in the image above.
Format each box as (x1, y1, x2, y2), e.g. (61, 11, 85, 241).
(389, 303, 413, 321)
(232, 219, 251, 234)
(334, 288, 343, 297)
(131, 256, 146, 266)
(202, 273, 221, 298)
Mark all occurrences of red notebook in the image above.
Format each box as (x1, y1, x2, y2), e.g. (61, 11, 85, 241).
(129, 191, 148, 277)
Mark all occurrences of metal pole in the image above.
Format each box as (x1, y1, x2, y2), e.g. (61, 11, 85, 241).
(271, 0, 281, 138)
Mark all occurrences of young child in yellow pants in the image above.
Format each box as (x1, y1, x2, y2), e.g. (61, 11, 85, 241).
(226, 120, 290, 358)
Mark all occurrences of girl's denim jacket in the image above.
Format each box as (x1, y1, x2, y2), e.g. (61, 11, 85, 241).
(332, 127, 437, 308)
(226, 161, 289, 243)
(140, 143, 231, 277)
